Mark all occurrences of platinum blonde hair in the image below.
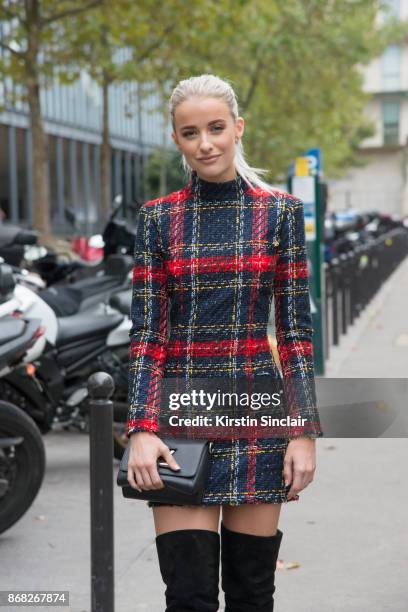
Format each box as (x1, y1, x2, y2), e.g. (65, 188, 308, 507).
(169, 74, 278, 194)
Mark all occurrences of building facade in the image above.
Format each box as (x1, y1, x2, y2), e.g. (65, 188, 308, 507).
(0, 45, 173, 234)
(328, 0, 408, 218)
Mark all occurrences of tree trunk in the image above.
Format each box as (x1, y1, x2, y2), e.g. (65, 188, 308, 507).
(25, 0, 52, 245)
(100, 71, 111, 222)
(26, 75, 52, 243)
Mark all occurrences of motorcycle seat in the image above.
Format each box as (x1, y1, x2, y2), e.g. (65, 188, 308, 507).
(40, 275, 126, 317)
(109, 289, 132, 315)
(56, 311, 123, 346)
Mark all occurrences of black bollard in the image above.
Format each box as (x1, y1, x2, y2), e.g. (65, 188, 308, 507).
(339, 254, 348, 335)
(88, 372, 115, 612)
(331, 258, 339, 346)
(323, 262, 330, 360)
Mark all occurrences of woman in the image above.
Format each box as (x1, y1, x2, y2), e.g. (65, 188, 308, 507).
(126, 74, 323, 611)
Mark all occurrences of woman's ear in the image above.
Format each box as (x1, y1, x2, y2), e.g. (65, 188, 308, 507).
(236, 116, 245, 140)
(171, 131, 180, 150)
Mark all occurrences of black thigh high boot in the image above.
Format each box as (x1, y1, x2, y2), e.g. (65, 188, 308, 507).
(155, 529, 220, 612)
(221, 522, 283, 612)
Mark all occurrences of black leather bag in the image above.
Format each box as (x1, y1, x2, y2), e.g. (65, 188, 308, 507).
(116, 437, 213, 505)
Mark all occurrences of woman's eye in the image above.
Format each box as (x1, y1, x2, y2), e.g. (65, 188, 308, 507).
(182, 126, 224, 138)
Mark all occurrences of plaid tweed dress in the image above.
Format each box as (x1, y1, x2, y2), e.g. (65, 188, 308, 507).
(126, 170, 322, 505)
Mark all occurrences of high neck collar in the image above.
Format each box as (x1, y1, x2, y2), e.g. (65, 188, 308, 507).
(189, 169, 250, 201)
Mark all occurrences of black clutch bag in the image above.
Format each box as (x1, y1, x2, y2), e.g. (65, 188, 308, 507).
(116, 437, 213, 505)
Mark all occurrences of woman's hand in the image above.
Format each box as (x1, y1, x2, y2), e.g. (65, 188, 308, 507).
(283, 437, 316, 500)
(127, 432, 181, 492)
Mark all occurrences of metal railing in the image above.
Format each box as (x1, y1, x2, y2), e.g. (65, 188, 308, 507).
(324, 227, 408, 360)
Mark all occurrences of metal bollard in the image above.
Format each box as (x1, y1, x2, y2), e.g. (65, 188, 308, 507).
(331, 258, 339, 346)
(349, 249, 358, 324)
(337, 254, 345, 335)
(323, 262, 330, 360)
(88, 372, 115, 612)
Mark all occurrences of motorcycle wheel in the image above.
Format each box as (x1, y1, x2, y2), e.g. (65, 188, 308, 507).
(0, 401, 46, 535)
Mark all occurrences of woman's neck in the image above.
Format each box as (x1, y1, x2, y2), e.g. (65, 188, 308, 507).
(190, 169, 249, 201)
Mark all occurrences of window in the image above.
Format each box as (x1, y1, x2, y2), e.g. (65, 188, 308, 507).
(381, 45, 401, 90)
(382, 101, 400, 145)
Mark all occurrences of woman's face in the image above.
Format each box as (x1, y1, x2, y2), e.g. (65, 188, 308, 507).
(172, 96, 244, 182)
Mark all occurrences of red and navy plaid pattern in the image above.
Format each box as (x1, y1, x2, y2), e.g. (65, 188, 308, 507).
(126, 170, 322, 505)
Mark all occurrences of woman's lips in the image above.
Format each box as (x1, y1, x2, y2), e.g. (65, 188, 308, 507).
(199, 155, 221, 163)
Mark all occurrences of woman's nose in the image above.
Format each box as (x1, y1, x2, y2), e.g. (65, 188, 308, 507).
(199, 134, 212, 149)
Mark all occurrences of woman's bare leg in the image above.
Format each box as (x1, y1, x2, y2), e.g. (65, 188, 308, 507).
(153, 505, 221, 536)
(222, 503, 282, 536)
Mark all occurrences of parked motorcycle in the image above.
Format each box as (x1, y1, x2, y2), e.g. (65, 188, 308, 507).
(0, 262, 131, 460)
(38, 253, 133, 317)
(32, 196, 139, 287)
(0, 221, 38, 268)
(0, 401, 46, 535)
(0, 195, 139, 291)
(0, 264, 46, 535)
(5, 251, 132, 318)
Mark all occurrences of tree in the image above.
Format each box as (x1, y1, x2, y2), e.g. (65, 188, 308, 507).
(146, 149, 185, 197)
(56, 0, 243, 214)
(0, 0, 101, 243)
(107, 0, 405, 184)
(2, 0, 404, 232)
(205, 0, 408, 179)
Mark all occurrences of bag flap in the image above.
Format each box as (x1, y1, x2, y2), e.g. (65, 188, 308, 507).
(117, 438, 209, 483)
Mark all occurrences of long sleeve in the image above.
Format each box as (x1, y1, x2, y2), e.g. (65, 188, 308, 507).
(126, 203, 169, 438)
(274, 195, 323, 439)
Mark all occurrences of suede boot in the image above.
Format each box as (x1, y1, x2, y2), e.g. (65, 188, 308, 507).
(155, 528, 220, 611)
(221, 522, 283, 612)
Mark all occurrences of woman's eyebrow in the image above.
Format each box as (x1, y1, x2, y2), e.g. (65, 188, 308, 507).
(180, 119, 226, 129)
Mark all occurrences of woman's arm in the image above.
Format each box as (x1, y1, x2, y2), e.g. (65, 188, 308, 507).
(125, 204, 182, 492)
(273, 194, 323, 440)
(126, 203, 169, 438)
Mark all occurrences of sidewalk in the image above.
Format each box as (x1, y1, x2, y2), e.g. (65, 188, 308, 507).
(0, 431, 406, 611)
(324, 255, 408, 378)
(0, 260, 407, 611)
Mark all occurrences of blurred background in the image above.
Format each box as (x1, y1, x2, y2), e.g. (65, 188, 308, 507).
(1, 0, 408, 237)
